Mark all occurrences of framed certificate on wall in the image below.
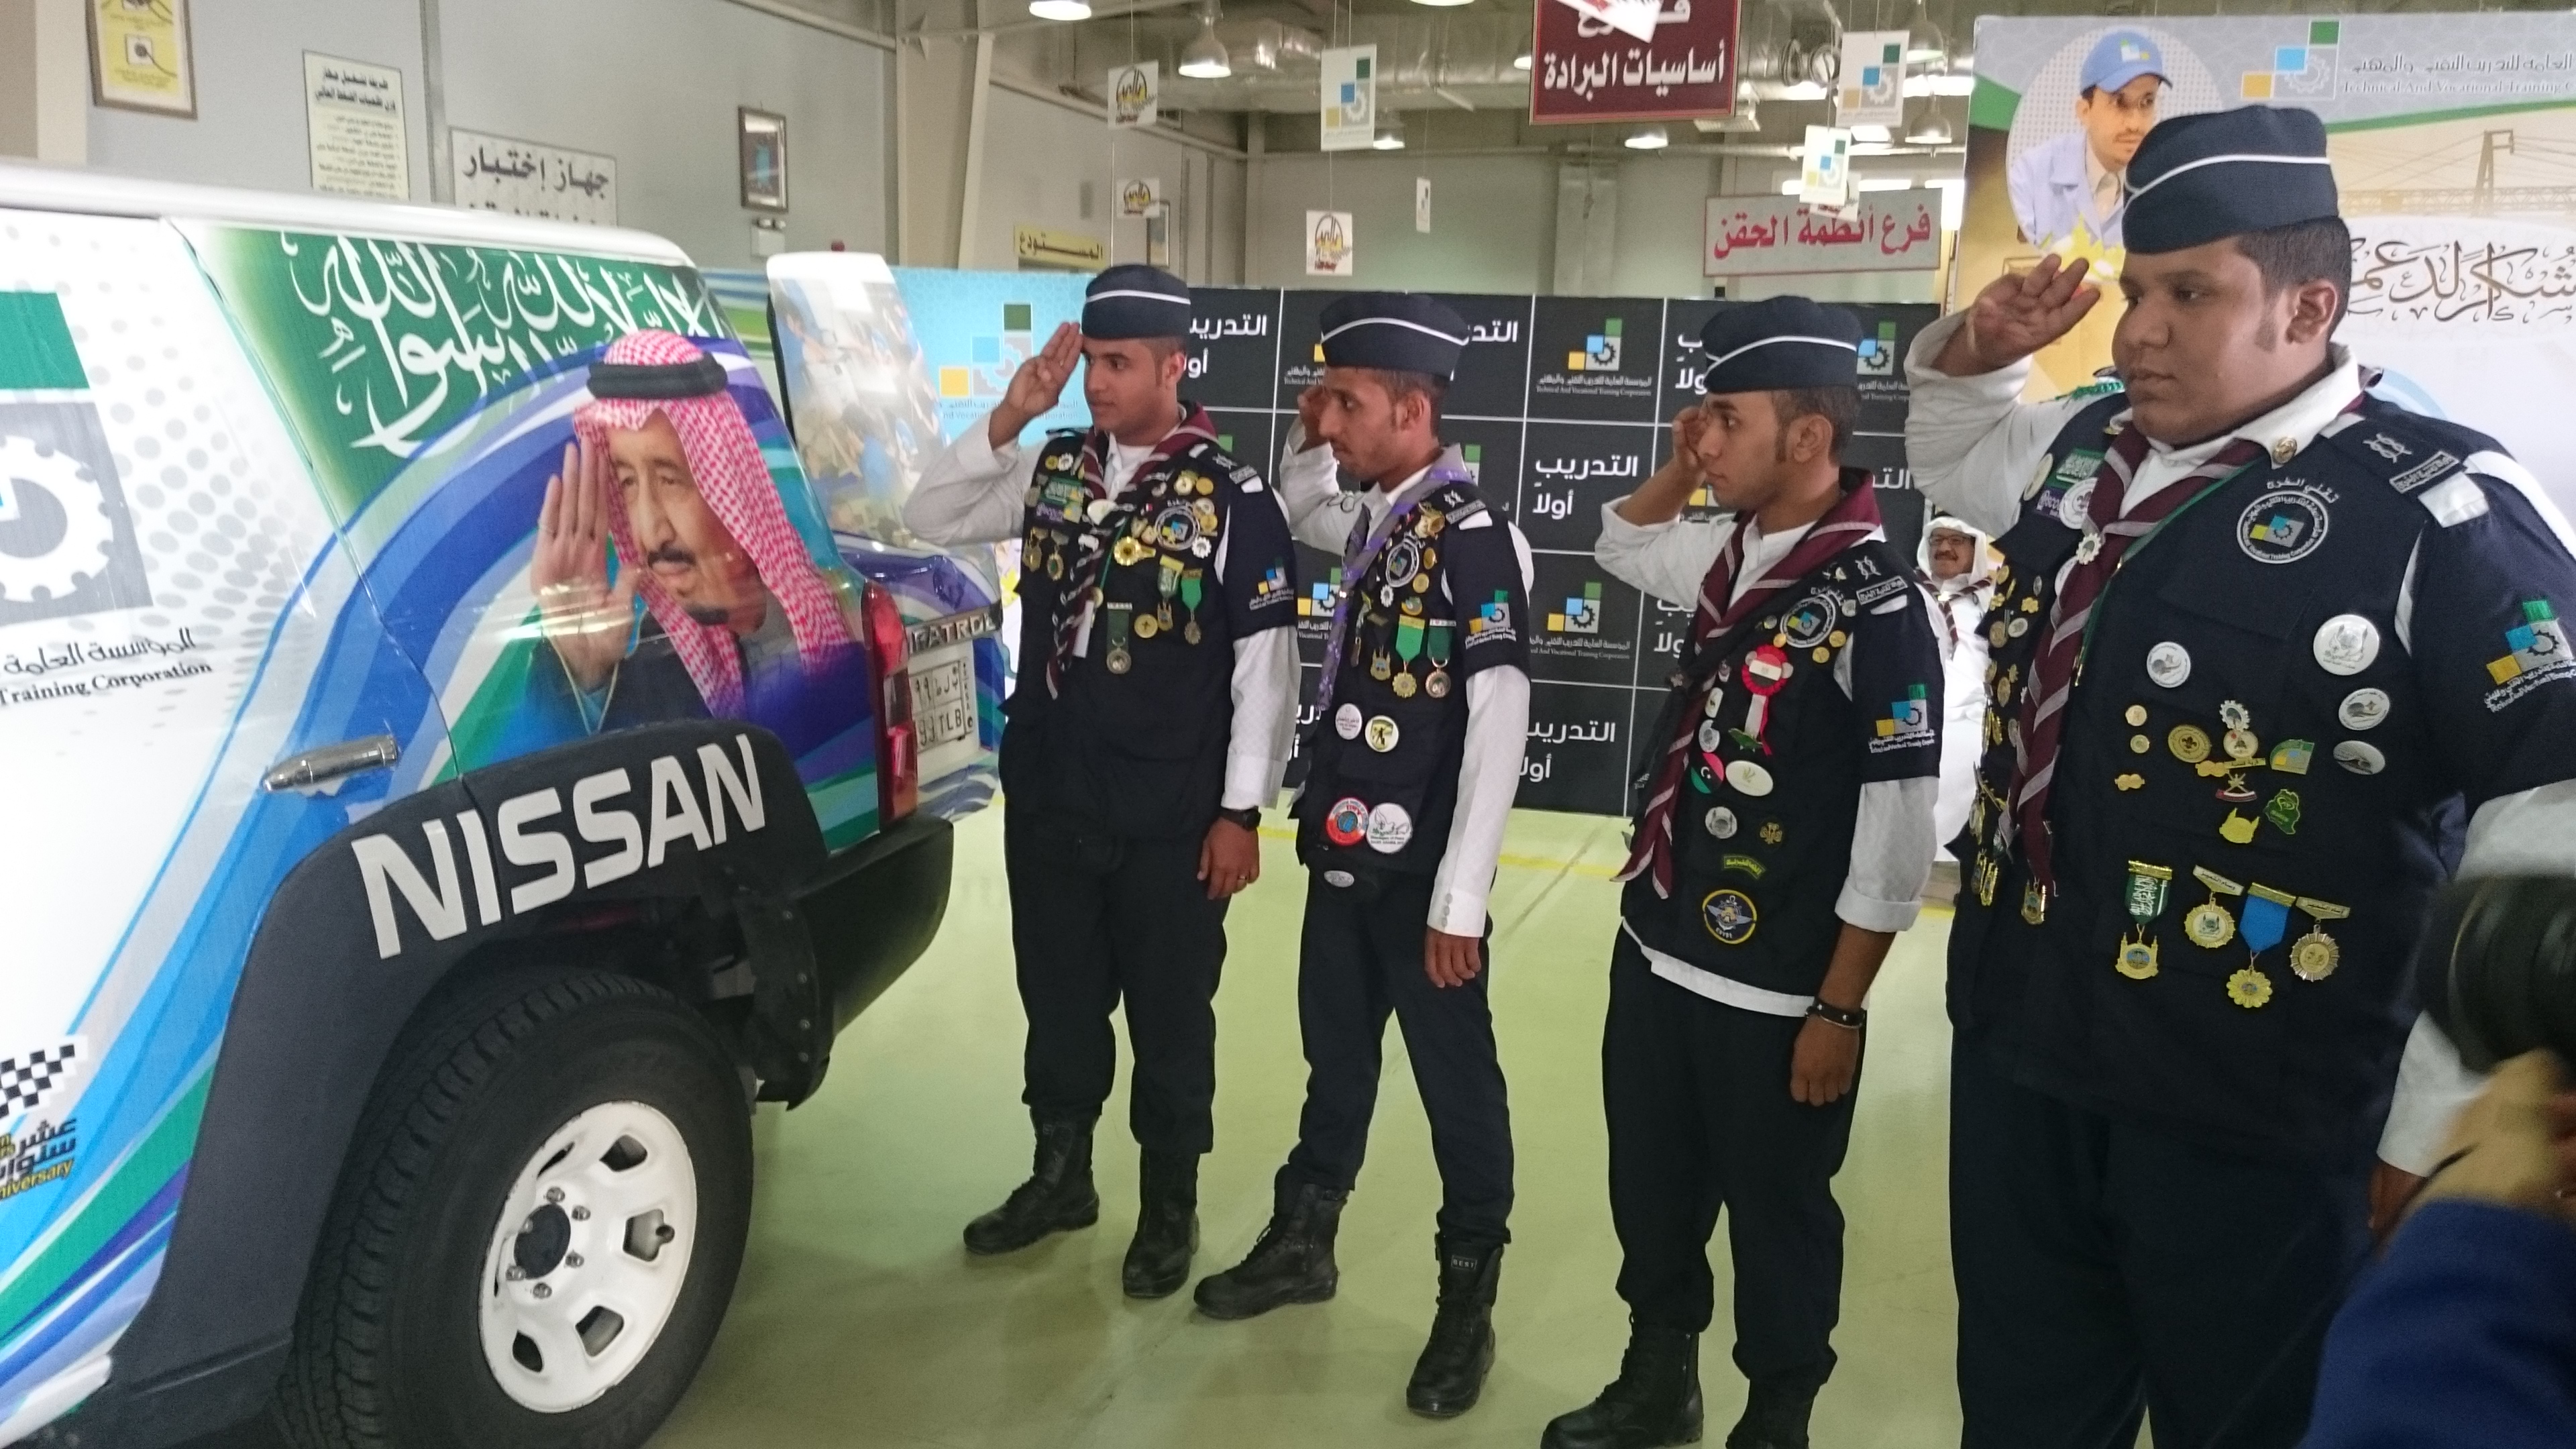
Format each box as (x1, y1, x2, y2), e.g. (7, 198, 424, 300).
(739, 107, 788, 213)
(89, 0, 198, 118)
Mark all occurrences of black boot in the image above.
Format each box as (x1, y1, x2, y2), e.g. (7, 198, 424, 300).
(1539, 1319, 1704, 1449)
(1723, 1381, 1815, 1449)
(1122, 1150, 1200, 1299)
(1405, 1239, 1503, 1417)
(963, 1115, 1099, 1255)
(1191, 1181, 1347, 1320)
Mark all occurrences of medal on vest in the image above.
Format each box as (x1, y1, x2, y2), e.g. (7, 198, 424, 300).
(2292, 896, 2350, 981)
(1371, 647, 1393, 680)
(2233, 883, 2294, 1009)
(1134, 610, 1159, 639)
(1105, 602, 1134, 674)
(1156, 555, 1181, 635)
(1393, 614, 1424, 698)
(2118, 861, 2171, 979)
(2186, 867, 2243, 949)
(1740, 644, 1792, 750)
(1973, 852, 2000, 908)
(1181, 569, 1205, 644)
(2022, 877, 2048, 925)
(1113, 533, 1149, 568)
(1425, 622, 1454, 698)
(1046, 535, 1067, 580)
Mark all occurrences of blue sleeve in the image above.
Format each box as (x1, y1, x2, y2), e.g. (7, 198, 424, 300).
(2405, 477, 2576, 808)
(1221, 475, 1299, 637)
(2307, 1200, 2576, 1449)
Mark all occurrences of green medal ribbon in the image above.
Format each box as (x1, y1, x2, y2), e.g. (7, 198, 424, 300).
(1395, 614, 1425, 667)
(1179, 569, 1204, 613)
(1159, 555, 1182, 599)
(1106, 602, 1133, 651)
(1426, 622, 1454, 667)
(2125, 861, 2171, 922)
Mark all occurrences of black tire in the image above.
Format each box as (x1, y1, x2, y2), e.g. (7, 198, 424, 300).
(274, 969, 754, 1449)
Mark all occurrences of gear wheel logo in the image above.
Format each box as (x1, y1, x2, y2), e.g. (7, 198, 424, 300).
(0, 434, 118, 602)
(0, 402, 148, 625)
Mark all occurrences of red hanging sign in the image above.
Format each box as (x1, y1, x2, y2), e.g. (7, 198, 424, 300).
(1529, 0, 1741, 126)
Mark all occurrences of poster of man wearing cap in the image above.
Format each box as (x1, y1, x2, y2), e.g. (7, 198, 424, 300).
(2004, 30, 2170, 255)
(1913, 94, 2576, 1446)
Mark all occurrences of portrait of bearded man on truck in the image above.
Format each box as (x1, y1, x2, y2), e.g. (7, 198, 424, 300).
(529, 328, 869, 761)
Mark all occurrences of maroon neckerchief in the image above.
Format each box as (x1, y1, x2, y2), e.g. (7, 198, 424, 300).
(1619, 476, 1885, 898)
(1044, 404, 1219, 698)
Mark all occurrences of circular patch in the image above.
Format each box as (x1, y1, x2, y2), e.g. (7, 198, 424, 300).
(1701, 888, 1760, 945)
(1155, 504, 1201, 551)
(2333, 740, 2387, 775)
(2146, 641, 2192, 688)
(2057, 476, 2096, 529)
(1366, 802, 1414, 854)
(1191, 537, 1213, 558)
(2338, 688, 2392, 732)
(1383, 536, 1424, 588)
(1324, 797, 1368, 847)
(1324, 869, 1356, 889)
(1741, 645, 1793, 696)
(2167, 724, 2211, 763)
(2237, 488, 2330, 565)
(1697, 720, 1722, 753)
(1724, 759, 1776, 797)
(2006, 616, 2031, 639)
(2312, 614, 2380, 676)
(2130, 734, 2151, 754)
(1780, 593, 1840, 651)
(1336, 702, 1364, 740)
(1364, 715, 1401, 753)
(1705, 806, 1739, 839)
(2125, 704, 2148, 727)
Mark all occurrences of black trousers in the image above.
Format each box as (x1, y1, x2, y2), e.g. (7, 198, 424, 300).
(1004, 805, 1228, 1157)
(1949, 1038, 2373, 1449)
(1604, 935, 1858, 1395)
(1279, 870, 1514, 1250)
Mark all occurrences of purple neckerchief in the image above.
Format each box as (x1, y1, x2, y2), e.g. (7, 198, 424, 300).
(1312, 449, 1474, 720)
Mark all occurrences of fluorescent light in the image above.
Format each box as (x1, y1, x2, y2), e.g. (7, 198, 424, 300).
(1931, 177, 1964, 231)
(1852, 124, 1892, 144)
(1625, 125, 1670, 150)
(1857, 177, 1915, 191)
(1779, 178, 1801, 195)
(1775, 80, 1827, 101)
(1028, 0, 1091, 18)
(1372, 123, 1406, 150)
(1903, 73, 1976, 97)
(1411, 0, 1475, 7)
(1512, 51, 1532, 71)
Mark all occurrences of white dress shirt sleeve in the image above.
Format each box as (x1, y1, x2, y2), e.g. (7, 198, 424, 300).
(2377, 780, 2576, 1172)
(1902, 312, 2092, 539)
(1595, 500, 1732, 607)
(1827, 632, 1937, 933)
(1428, 521, 1538, 936)
(1223, 629, 1299, 810)
(903, 409, 1040, 547)
(1277, 423, 1368, 555)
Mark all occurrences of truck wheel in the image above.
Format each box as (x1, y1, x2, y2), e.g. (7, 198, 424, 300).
(276, 970, 754, 1449)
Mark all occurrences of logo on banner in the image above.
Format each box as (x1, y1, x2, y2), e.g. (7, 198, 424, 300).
(1109, 63, 1161, 128)
(1856, 319, 1899, 378)
(2242, 20, 2340, 101)
(1566, 317, 1623, 372)
(1549, 580, 1605, 635)
(1305, 210, 1354, 277)
(1459, 443, 1483, 484)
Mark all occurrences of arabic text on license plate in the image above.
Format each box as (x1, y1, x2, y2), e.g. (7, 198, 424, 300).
(914, 657, 975, 749)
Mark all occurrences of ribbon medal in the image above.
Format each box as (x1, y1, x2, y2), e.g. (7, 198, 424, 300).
(1424, 621, 1455, 698)
(1105, 602, 1135, 675)
(2292, 897, 2351, 981)
(2118, 861, 2171, 979)
(1181, 569, 1206, 644)
(1739, 645, 1792, 750)
(2186, 867, 2243, 949)
(1393, 614, 1425, 698)
(2232, 883, 2294, 1010)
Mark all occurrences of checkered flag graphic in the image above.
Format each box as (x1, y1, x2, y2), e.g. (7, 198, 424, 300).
(0, 1040, 78, 1120)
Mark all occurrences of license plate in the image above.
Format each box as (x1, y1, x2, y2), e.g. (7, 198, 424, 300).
(912, 656, 975, 750)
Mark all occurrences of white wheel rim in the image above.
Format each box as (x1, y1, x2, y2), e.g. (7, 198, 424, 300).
(476, 1100, 699, 1413)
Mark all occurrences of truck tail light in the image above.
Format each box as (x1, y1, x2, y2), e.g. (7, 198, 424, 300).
(861, 581, 918, 824)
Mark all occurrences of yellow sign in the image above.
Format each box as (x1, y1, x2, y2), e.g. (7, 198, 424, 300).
(1014, 226, 1107, 270)
(89, 0, 197, 117)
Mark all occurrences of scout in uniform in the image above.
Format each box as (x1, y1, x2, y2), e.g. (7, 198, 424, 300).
(904, 266, 1300, 1298)
(1191, 294, 1534, 1418)
(1545, 298, 1943, 1449)
(1907, 105, 2576, 1446)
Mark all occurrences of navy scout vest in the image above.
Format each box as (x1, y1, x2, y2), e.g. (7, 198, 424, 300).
(1954, 390, 2498, 1160)
(1003, 424, 1256, 839)
(1297, 476, 1495, 879)
(1624, 537, 1921, 997)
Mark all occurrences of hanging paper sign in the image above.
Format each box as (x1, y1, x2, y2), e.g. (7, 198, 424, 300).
(1108, 62, 1160, 129)
(1118, 178, 1163, 217)
(1531, 0, 1740, 125)
(1416, 176, 1432, 233)
(1305, 210, 1356, 276)
(1321, 45, 1378, 152)
(1836, 30, 1909, 128)
(1799, 124, 1855, 209)
(1552, 0, 1661, 45)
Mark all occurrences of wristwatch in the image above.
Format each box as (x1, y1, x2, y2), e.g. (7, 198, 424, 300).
(1216, 806, 1262, 831)
(1806, 998, 1867, 1030)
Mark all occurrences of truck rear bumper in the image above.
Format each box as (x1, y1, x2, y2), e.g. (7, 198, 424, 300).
(799, 810, 953, 1035)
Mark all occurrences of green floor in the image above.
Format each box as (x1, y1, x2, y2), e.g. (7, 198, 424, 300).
(650, 808, 1964, 1449)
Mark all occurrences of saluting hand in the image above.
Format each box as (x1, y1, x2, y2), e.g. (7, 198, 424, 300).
(1294, 383, 1334, 451)
(988, 321, 1084, 448)
(532, 439, 637, 694)
(1943, 254, 2102, 375)
(1424, 928, 1484, 989)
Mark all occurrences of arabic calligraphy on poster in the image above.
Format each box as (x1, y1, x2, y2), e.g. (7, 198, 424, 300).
(1532, 0, 1739, 125)
(1703, 195, 1942, 276)
(2345, 215, 2576, 329)
(449, 128, 619, 226)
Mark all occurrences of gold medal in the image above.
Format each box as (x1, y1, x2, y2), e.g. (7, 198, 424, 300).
(1990, 621, 2010, 647)
(1112, 535, 1147, 567)
(1134, 612, 1159, 639)
(2125, 704, 2148, 727)
(1412, 574, 1432, 594)
(1370, 649, 1393, 680)
(1106, 647, 1132, 675)
(1046, 550, 1065, 580)
(2226, 966, 2275, 1009)
(2116, 939, 2160, 980)
(2022, 879, 2048, 925)
(2184, 866, 2244, 949)
(1393, 671, 1417, 698)
(2290, 930, 2340, 981)
(1424, 668, 1450, 698)
(2168, 724, 2211, 763)
(1185, 621, 1203, 645)
(1973, 853, 2000, 908)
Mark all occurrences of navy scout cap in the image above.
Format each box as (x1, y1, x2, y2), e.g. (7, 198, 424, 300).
(1697, 297, 1861, 394)
(1318, 292, 1471, 380)
(1082, 264, 1193, 340)
(2123, 105, 2339, 256)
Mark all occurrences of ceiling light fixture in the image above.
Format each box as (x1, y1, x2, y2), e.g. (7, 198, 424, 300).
(1905, 99, 1953, 146)
(1625, 124, 1670, 150)
(1411, 0, 1475, 9)
(1715, 78, 1760, 132)
(1372, 121, 1406, 150)
(1028, 0, 1091, 19)
(1179, 6, 1231, 78)
(1903, 0, 1947, 69)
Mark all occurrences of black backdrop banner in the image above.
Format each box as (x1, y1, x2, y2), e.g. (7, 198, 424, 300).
(1186, 289, 1939, 818)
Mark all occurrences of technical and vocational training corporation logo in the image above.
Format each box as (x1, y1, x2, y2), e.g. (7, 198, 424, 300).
(1468, 589, 1518, 643)
(2485, 598, 2576, 711)
(1566, 317, 1623, 372)
(1856, 319, 1899, 378)
(1870, 684, 1934, 751)
(1548, 580, 1604, 635)
(2237, 484, 2331, 565)
(1300, 570, 1340, 617)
